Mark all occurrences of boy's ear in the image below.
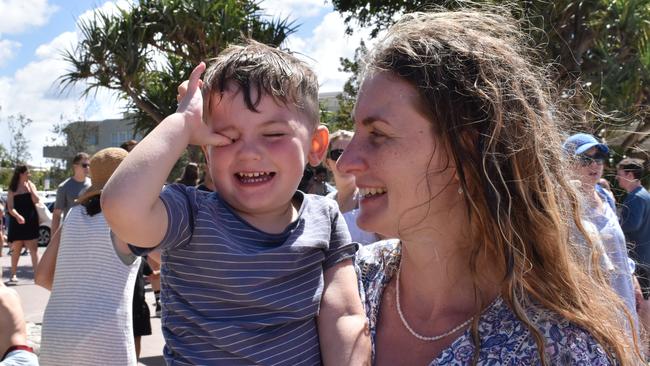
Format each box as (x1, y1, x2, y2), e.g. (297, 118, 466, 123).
(307, 126, 329, 167)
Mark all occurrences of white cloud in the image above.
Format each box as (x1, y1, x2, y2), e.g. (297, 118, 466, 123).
(77, 0, 133, 25)
(0, 29, 125, 168)
(35, 31, 76, 59)
(0, 0, 58, 34)
(0, 39, 21, 66)
(260, 0, 328, 19)
(286, 11, 375, 93)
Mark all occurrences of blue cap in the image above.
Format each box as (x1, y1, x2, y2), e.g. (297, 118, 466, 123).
(562, 133, 609, 156)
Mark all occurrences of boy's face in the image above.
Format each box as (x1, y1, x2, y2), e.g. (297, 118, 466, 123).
(204, 86, 326, 218)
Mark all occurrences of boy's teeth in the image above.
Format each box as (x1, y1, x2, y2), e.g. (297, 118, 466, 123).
(238, 172, 269, 178)
(359, 187, 386, 197)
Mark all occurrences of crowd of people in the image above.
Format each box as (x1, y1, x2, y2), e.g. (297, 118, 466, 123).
(2, 6, 650, 366)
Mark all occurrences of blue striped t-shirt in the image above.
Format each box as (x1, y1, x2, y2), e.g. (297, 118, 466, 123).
(154, 184, 356, 365)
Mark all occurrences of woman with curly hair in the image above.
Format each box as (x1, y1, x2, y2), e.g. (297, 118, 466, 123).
(339, 8, 642, 365)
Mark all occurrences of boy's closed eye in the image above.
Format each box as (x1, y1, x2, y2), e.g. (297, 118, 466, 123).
(215, 128, 240, 142)
(263, 132, 287, 138)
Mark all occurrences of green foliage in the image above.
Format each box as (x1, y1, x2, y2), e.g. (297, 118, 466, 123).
(0, 144, 10, 168)
(331, 0, 650, 156)
(59, 0, 298, 138)
(321, 42, 368, 133)
(6, 114, 32, 165)
(0, 167, 10, 190)
(45, 165, 70, 189)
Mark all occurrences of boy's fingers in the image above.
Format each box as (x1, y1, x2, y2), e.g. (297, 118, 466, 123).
(206, 133, 234, 147)
(187, 62, 206, 92)
(177, 81, 189, 103)
(177, 80, 203, 103)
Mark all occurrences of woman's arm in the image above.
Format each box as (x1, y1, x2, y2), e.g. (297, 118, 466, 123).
(26, 181, 39, 204)
(34, 228, 61, 290)
(6, 191, 24, 225)
(318, 259, 371, 365)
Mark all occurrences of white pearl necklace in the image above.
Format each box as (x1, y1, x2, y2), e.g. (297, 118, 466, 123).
(395, 265, 473, 341)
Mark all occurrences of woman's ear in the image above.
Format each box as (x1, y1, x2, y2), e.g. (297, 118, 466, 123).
(308, 126, 329, 167)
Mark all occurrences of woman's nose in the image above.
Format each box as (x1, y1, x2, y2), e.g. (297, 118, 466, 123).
(337, 140, 365, 176)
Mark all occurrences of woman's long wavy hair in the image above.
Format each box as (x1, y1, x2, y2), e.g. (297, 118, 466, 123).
(9, 165, 28, 192)
(365, 9, 640, 364)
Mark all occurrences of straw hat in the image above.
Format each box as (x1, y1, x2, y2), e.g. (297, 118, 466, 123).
(76, 147, 128, 204)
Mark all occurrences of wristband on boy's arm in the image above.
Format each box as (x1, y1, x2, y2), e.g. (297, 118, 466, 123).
(1, 345, 34, 361)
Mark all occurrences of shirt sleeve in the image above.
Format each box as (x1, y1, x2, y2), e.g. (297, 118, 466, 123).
(0, 350, 39, 366)
(323, 200, 357, 269)
(53, 184, 66, 210)
(129, 184, 197, 256)
(157, 183, 198, 251)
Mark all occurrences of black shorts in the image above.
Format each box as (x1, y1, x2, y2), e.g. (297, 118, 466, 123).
(133, 262, 152, 337)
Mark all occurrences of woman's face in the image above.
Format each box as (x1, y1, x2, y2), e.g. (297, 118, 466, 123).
(574, 146, 605, 188)
(337, 72, 460, 238)
(325, 136, 355, 185)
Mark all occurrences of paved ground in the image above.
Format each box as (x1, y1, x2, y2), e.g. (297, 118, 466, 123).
(1, 246, 166, 366)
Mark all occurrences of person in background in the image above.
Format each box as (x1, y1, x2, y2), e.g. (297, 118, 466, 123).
(307, 165, 336, 196)
(599, 177, 614, 194)
(563, 133, 637, 323)
(120, 139, 156, 356)
(324, 130, 380, 245)
(6, 165, 40, 284)
(339, 9, 642, 364)
(51, 152, 91, 236)
(175, 162, 199, 186)
(0, 199, 5, 258)
(120, 139, 138, 153)
(297, 166, 314, 193)
(0, 269, 38, 366)
(325, 130, 357, 212)
(617, 158, 650, 301)
(196, 163, 216, 192)
(36, 148, 141, 366)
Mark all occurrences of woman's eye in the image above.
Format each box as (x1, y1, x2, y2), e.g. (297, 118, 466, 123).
(264, 133, 286, 138)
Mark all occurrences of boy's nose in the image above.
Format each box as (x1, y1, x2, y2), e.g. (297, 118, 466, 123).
(236, 139, 263, 160)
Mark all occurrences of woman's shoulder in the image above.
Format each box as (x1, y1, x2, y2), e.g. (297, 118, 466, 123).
(478, 298, 612, 365)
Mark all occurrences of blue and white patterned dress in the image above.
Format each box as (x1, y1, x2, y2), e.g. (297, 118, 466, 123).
(355, 240, 614, 365)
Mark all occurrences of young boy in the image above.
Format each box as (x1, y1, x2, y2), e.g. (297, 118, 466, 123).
(102, 41, 369, 365)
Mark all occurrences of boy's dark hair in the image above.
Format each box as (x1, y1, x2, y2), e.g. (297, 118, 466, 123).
(203, 40, 319, 127)
(72, 152, 89, 165)
(617, 158, 645, 180)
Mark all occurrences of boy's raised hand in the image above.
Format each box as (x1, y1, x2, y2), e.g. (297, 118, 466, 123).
(177, 62, 231, 148)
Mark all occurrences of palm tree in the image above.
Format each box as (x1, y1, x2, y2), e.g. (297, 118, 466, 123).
(59, 0, 298, 135)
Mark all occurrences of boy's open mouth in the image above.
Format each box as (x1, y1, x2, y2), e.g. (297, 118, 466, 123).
(235, 171, 276, 184)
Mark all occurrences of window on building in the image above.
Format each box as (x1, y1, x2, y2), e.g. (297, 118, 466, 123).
(111, 131, 131, 147)
(86, 133, 98, 146)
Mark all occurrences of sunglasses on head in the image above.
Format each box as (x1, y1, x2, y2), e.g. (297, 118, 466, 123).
(328, 149, 344, 161)
(578, 152, 608, 167)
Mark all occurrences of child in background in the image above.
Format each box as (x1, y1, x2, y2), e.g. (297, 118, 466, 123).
(102, 40, 369, 365)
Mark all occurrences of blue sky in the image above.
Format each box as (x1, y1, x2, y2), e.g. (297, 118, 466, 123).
(0, 0, 371, 167)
